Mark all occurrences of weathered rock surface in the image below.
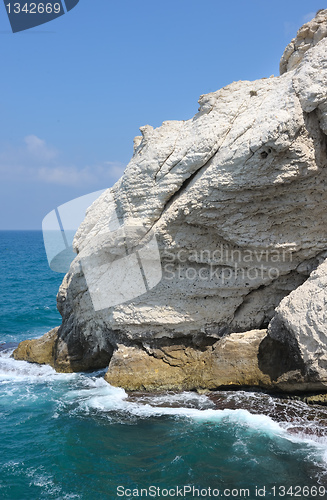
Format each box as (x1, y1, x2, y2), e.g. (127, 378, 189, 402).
(304, 393, 327, 406)
(12, 324, 112, 373)
(280, 9, 327, 75)
(16, 11, 327, 392)
(105, 330, 271, 391)
(13, 327, 58, 367)
(267, 258, 327, 391)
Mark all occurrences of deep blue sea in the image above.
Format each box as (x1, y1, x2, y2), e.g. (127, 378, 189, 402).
(1, 231, 327, 500)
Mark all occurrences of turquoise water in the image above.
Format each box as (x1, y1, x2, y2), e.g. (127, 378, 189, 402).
(1, 231, 327, 500)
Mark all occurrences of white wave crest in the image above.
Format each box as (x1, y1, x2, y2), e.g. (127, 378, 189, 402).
(0, 349, 75, 384)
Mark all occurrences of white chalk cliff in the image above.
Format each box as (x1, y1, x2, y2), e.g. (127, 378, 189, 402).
(14, 10, 327, 392)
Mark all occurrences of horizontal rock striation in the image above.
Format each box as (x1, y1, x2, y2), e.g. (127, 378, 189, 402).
(13, 10, 327, 392)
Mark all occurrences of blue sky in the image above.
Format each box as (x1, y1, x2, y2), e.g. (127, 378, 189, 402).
(0, 0, 324, 229)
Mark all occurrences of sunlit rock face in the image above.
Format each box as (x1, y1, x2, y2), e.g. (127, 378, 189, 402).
(14, 11, 327, 391)
(267, 258, 327, 392)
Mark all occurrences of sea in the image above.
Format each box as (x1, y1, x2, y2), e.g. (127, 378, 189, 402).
(1, 231, 327, 500)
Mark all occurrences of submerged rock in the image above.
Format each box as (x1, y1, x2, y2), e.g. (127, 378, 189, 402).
(304, 393, 327, 406)
(15, 11, 327, 392)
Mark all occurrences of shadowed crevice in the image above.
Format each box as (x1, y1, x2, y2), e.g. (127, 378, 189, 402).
(258, 327, 306, 382)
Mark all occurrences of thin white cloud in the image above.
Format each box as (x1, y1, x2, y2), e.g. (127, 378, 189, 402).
(283, 21, 296, 38)
(284, 12, 317, 39)
(38, 163, 125, 187)
(0, 135, 126, 187)
(24, 134, 57, 162)
(103, 161, 126, 179)
(302, 12, 316, 23)
(37, 166, 94, 186)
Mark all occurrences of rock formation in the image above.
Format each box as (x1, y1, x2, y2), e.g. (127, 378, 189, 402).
(13, 327, 58, 367)
(267, 257, 327, 391)
(14, 10, 327, 392)
(105, 330, 271, 391)
(280, 9, 327, 74)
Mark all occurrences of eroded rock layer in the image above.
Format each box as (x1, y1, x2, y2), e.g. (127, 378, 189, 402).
(13, 10, 327, 392)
